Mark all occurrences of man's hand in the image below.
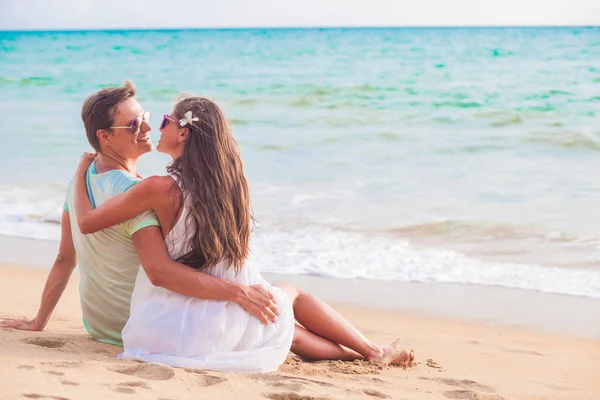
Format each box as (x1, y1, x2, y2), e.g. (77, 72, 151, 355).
(0, 318, 44, 331)
(236, 285, 280, 325)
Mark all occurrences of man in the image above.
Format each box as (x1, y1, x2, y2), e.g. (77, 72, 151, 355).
(0, 81, 278, 345)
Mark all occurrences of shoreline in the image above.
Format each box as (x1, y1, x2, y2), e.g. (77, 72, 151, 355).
(2, 233, 599, 339)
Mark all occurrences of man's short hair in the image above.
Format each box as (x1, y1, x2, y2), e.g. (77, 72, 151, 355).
(81, 81, 136, 152)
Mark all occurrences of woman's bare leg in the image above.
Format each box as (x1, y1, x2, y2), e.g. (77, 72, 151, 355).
(291, 324, 363, 361)
(273, 282, 414, 365)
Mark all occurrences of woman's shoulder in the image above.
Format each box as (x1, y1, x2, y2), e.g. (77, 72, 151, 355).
(133, 175, 180, 194)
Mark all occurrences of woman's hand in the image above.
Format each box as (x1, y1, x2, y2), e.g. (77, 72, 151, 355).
(77, 152, 98, 174)
(237, 285, 280, 325)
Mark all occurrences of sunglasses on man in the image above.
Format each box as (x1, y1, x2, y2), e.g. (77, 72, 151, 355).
(110, 111, 151, 134)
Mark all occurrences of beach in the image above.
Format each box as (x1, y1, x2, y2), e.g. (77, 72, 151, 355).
(1, 238, 599, 400)
(1, 26, 600, 399)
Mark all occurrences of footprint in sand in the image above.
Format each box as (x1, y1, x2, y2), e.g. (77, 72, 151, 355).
(184, 368, 227, 387)
(253, 373, 334, 388)
(184, 368, 207, 375)
(288, 376, 334, 388)
(114, 387, 135, 394)
(22, 337, 66, 349)
(421, 377, 495, 393)
(42, 361, 82, 368)
(253, 374, 305, 392)
(264, 393, 332, 400)
(363, 388, 391, 398)
(443, 390, 505, 400)
(23, 395, 70, 400)
(197, 375, 227, 387)
(112, 363, 175, 381)
(45, 371, 65, 376)
(268, 382, 304, 391)
(17, 365, 35, 370)
(60, 381, 79, 386)
(504, 347, 546, 356)
(118, 381, 151, 389)
(183, 368, 227, 386)
(112, 381, 151, 394)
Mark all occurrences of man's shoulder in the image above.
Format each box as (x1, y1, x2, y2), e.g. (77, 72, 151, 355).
(95, 170, 141, 195)
(65, 177, 75, 193)
(113, 174, 177, 196)
(63, 178, 75, 211)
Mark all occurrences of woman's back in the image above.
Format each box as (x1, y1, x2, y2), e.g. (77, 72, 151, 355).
(120, 177, 295, 372)
(141, 176, 182, 239)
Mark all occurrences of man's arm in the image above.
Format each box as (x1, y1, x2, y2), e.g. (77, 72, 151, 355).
(0, 211, 77, 330)
(132, 226, 279, 325)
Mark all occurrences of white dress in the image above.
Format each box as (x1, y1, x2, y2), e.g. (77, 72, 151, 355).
(120, 185, 295, 372)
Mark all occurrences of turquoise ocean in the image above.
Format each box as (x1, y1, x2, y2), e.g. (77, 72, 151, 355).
(1, 27, 599, 298)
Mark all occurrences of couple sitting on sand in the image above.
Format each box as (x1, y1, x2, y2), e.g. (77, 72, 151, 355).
(1, 82, 414, 372)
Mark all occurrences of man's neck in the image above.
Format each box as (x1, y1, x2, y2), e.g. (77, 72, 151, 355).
(95, 153, 138, 176)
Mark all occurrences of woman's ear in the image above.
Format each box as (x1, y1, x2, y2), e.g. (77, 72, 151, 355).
(178, 127, 190, 143)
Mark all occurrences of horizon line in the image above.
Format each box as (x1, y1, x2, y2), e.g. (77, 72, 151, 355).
(1, 24, 599, 33)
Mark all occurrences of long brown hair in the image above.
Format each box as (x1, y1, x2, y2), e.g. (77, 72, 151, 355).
(167, 95, 253, 273)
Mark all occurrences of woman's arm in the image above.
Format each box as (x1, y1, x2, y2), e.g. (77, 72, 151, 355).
(132, 226, 279, 325)
(73, 154, 167, 234)
(0, 211, 77, 331)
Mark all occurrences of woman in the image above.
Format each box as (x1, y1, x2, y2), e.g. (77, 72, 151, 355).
(73, 95, 414, 372)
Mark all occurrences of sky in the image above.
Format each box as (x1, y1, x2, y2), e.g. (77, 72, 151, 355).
(0, 0, 599, 30)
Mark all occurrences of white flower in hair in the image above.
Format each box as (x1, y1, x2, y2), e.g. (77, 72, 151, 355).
(179, 111, 199, 127)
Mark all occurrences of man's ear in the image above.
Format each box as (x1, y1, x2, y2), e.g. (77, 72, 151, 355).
(178, 127, 190, 143)
(96, 129, 111, 146)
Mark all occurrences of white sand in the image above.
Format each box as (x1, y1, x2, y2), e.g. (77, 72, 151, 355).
(1, 263, 599, 400)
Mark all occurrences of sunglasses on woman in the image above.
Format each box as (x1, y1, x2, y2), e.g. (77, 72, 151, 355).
(110, 111, 151, 134)
(159, 114, 177, 130)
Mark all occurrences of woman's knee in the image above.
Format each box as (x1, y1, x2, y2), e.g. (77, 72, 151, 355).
(272, 281, 299, 302)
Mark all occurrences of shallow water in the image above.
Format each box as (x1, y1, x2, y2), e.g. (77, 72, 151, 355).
(1, 27, 600, 297)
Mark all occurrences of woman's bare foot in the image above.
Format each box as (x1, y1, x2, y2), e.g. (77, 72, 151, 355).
(369, 340, 415, 367)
